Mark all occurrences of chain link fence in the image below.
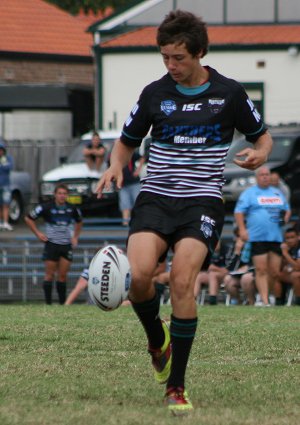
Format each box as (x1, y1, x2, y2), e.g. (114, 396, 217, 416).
(6, 138, 80, 204)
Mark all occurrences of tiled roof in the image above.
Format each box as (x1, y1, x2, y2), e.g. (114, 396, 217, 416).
(100, 25, 300, 48)
(0, 0, 110, 56)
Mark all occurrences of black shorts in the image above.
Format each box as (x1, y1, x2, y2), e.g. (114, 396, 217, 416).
(251, 241, 282, 257)
(42, 241, 73, 262)
(129, 192, 225, 268)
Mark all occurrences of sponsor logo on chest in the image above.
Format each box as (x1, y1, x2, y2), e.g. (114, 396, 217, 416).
(257, 196, 284, 205)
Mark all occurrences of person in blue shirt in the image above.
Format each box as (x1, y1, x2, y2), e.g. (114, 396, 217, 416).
(0, 139, 14, 231)
(235, 166, 291, 306)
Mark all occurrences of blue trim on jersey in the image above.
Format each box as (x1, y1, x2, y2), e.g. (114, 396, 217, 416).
(176, 82, 211, 95)
(244, 123, 264, 136)
(153, 140, 231, 153)
(121, 130, 142, 140)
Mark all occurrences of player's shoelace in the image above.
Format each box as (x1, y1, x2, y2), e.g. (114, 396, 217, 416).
(148, 320, 172, 384)
(164, 386, 193, 415)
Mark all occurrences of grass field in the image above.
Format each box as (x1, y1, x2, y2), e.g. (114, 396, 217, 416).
(0, 304, 299, 425)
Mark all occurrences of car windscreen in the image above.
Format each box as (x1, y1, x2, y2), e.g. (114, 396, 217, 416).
(226, 136, 294, 163)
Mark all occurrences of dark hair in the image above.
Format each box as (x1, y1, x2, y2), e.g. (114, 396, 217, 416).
(156, 10, 209, 58)
(54, 183, 69, 194)
(285, 227, 298, 235)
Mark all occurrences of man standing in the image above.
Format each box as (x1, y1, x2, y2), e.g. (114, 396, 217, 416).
(235, 166, 291, 306)
(96, 10, 272, 415)
(25, 184, 82, 304)
(0, 138, 14, 231)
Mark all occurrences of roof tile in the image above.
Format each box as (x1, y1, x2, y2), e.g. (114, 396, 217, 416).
(0, 0, 109, 56)
(100, 25, 300, 48)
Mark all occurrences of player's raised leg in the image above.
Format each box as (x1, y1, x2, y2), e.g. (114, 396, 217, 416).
(127, 231, 172, 384)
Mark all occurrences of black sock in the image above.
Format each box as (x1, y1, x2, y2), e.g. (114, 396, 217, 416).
(275, 297, 284, 306)
(295, 296, 300, 306)
(209, 295, 217, 305)
(131, 290, 165, 349)
(56, 281, 67, 304)
(43, 281, 53, 304)
(167, 315, 198, 389)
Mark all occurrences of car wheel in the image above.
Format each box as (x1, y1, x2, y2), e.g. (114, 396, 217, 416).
(9, 192, 23, 223)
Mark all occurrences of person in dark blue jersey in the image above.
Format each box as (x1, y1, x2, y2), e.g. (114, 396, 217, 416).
(96, 10, 273, 415)
(25, 184, 82, 305)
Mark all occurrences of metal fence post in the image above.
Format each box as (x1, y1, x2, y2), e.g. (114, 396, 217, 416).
(22, 242, 28, 302)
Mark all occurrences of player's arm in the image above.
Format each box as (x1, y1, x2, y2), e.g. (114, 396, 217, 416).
(281, 245, 300, 271)
(234, 212, 249, 242)
(96, 139, 136, 197)
(234, 131, 273, 170)
(71, 220, 82, 247)
(24, 215, 48, 242)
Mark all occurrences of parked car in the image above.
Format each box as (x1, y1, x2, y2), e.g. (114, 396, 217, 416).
(10, 171, 32, 223)
(223, 125, 300, 211)
(39, 130, 121, 216)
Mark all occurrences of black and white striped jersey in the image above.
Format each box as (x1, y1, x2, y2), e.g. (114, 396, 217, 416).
(28, 201, 82, 245)
(120, 66, 267, 199)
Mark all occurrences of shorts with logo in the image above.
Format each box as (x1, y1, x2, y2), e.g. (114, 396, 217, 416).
(42, 241, 73, 262)
(0, 186, 12, 205)
(251, 241, 282, 257)
(129, 192, 225, 269)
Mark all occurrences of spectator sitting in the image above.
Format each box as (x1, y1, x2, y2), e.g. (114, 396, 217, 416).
(274, 227, 300, 306)
(0, 138, 14, 231)
(83, 132, 106, 171)
(194, 238, 233, 305)
(224, 241, 256, 305)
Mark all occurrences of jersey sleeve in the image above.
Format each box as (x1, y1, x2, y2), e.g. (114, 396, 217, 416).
(27, 204, 44, 220)
(80, 268, 89, 281)
(73, 206, 83, 222)
(234, 189, 251, 214)
(120, 85, 153, 148)
(233, 85, 267, 142)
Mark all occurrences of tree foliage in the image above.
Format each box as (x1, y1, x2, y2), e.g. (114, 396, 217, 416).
(46, 0, 142, 15)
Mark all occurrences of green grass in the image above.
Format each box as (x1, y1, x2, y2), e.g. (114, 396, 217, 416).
(0, 304, 299, 425)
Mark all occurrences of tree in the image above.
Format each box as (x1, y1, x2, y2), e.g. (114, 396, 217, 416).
(46, 0, 142, 15)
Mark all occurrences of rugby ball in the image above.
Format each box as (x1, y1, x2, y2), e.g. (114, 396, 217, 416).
(88, 245, 131, 311)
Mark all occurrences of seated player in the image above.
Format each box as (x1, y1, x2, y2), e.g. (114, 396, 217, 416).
(83, 132, 106, 171)
(274, 227, 300, 306)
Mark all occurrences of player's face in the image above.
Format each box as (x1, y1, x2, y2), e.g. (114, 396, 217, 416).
(256, 168, 271, 188)
(285, 232, 299, 248)
(54, 188, 68, 205)
(160, 43, 202, 87)
(92, 135, 101, 147)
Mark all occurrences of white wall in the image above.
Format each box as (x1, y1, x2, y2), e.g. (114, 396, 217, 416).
(102, 49, 300, 129)
(0, 110, 72, 139)
(202, 50, 300, 125)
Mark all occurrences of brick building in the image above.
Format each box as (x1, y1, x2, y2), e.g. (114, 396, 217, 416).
(0, 0, 109, 139)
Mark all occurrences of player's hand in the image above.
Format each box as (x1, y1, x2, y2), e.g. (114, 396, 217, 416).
(71, 236, 78, 247)
(37, 231, 48, 242)
(234, 148, 268, 170)
(95, 165, 123, 198)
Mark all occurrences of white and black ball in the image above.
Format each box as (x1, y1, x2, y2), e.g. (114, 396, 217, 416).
(88, 245, 131, 311)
